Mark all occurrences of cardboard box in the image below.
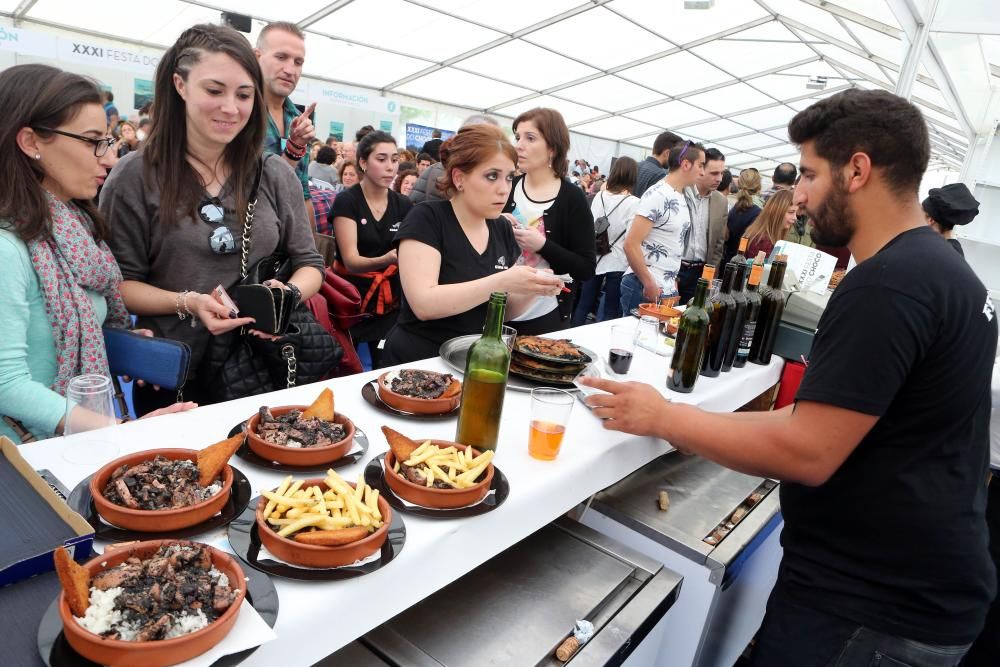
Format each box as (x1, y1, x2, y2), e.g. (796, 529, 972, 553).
(0, 437, 94, 587)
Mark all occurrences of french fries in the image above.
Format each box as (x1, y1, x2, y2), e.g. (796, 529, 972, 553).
(260, 470, 383, 542)
(396, 440, 494, 489)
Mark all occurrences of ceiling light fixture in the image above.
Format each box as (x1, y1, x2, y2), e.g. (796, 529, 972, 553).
(806, 76, 828, 90)
(684, 0, 715, 9)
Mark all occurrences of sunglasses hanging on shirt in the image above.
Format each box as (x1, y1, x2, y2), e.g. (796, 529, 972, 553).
(199, 198, 237, 255)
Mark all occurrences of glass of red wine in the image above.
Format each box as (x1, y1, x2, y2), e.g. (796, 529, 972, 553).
(608, 323, 636, 374)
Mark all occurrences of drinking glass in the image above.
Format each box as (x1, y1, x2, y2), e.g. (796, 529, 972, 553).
(501, 325, 517, 351)
(62, 374, 119, 464)
(608, 323, 636, 375)
(528, 388, 574, 461)
(636, 315, 660, 352)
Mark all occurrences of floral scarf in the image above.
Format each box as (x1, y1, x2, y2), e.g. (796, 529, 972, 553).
(27, 194, 131, 394)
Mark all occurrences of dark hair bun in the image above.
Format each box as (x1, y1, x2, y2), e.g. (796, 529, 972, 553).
(437, 138, 453, 166)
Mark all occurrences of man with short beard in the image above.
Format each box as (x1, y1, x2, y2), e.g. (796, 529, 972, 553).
(581, 88, 996, 666)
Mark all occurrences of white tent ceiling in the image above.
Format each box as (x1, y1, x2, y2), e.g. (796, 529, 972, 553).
(5, 0, 998, 173)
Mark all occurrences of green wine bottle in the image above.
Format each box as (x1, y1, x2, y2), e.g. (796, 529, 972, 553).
(749, 255, 788, 365)
(734, 262, 764, 368)
(721, 261, 749, 372)
(701, 262, 736, 378)
(669, 269, 711, 393)
(455, 292, 510, 452)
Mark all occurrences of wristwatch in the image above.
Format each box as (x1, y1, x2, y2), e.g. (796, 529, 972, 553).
(286, 282, 302, 306)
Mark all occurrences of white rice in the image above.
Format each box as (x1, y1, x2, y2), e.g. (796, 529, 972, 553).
(211, 567, 229, 587)
(204, 481, 223, 497)
(75, 587, 124, 635)
(164, 610, 208, 639)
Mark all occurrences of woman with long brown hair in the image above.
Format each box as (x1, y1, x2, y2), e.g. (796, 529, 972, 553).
(505, 107, 596, 335)
(0, 64, 191, 442)
(382, 124, 564, 364)
(101, 24, 324, 413)
(743, 189, 796, 259)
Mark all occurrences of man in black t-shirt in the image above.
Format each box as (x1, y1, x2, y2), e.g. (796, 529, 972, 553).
(581, 89, 997, 667)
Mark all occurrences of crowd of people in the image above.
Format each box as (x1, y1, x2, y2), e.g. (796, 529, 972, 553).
(0, 18, 996, 667)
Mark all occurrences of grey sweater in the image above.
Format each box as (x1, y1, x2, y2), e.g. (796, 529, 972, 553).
(100, 151, 324, 372)
(409, 162, 445, 204)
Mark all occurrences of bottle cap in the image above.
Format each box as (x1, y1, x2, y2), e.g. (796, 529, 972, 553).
(748, 263, 764, 285)
(776, 254, 788, 263)
(738, 236, 749, 252)
(701, 265, 716, 281)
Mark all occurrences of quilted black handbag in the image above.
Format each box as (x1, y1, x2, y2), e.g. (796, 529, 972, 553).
(198, 159, 343, 404)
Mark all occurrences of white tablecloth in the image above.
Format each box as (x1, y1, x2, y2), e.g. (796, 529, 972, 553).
(17, 319, 783, 665)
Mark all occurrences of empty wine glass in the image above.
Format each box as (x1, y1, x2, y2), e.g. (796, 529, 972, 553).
(62, 374, 119, 465)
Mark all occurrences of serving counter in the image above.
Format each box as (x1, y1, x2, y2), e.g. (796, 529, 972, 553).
(13, 319, 783, 666)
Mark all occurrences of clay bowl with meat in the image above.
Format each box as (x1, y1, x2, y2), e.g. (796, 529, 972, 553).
(245, 406, 356, 467)
(255, 479, 391, 568)
(376, 370, 462, 415)
(59, 539, 246, 667)
(90, 449, 234, 532)
(384, 440, 494, 509)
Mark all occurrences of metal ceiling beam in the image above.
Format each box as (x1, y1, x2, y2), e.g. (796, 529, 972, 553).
(894, 0, 939, 99)
(381, 0, 613, 91)
(297, 0, 355, 29)
(800, 0, 901, 37)
(11, 0, 38, 22)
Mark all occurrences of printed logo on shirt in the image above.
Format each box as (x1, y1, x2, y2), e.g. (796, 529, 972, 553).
(984, 295, 995, 322)
(494, 255, 507, 271)
(389, 222, 400, 233)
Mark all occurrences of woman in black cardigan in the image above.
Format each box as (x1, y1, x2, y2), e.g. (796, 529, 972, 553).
(504, 108, 596, 335)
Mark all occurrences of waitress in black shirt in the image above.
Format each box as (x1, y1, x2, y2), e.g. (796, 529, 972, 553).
(382, 124, 565, 365)
(922, 182, 979, 257)
(331, 130, 412, 368)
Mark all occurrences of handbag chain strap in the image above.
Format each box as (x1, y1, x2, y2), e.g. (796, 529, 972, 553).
(239, 157, 265, 280)
(282, 344, 297, 388)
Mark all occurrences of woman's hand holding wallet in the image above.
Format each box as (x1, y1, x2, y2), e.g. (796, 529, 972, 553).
(193, 292, 256, 335)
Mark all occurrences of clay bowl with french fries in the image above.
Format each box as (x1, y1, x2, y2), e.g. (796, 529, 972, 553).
(381, 427, 494, 509)
(89, 434, 243, 532)
(255, 472, 391, 568)
(638, 300, 682, 321)
(55, 540, 246, 667)
(376, 369, 462, 415)
(245, 388, 356, 467)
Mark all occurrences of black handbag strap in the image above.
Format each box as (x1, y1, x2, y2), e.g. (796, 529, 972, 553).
(238, 157, 266, 281)
(599, 193, 629, 250)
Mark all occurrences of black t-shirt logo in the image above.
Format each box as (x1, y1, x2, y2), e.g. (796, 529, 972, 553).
(984, 295, 995, 322)
(494, 255, 507, 271)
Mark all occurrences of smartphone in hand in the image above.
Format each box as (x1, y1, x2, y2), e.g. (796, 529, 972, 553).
(212, 285, 238, 316)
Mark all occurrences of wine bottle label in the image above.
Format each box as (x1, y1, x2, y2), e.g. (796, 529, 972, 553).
(738, 321, 757, 355)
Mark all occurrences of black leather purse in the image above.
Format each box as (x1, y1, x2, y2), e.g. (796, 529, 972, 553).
(198, 158, 343, 404)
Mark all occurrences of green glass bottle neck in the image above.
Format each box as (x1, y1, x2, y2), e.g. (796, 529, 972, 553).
(691, 278, 709, 308)
(484, 293, 507, 339)
(720, 264, 737, 294)
(768, 262, 787, 289)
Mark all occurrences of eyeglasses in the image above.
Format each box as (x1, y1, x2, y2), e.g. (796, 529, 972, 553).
(32, 127, 117, 157)
(199, 199, 236, 255)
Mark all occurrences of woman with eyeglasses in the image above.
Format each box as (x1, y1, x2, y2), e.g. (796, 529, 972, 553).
(331, 130, 412, 368)
(0, 64, 194, 443)
(101, 24, 324, 413)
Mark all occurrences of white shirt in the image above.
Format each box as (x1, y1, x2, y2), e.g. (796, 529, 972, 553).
(683, 185, 710, 262)
(510, 179, 558, 322)
(592, 191, 639, 276)
(624, 180, 689, 297)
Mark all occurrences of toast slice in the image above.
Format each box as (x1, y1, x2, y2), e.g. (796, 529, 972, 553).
(381, 426, 420, 462)
(301, 388, 334, 421)
(294, 526, 370, 546)
(54, 546, 90, 617)
(197, 433, 244, 487)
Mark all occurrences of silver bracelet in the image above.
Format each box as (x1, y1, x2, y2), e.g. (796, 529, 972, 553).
(176, 290, 197, 328)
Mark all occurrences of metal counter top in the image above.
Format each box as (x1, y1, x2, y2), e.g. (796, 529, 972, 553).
(590, 452, 780, 572)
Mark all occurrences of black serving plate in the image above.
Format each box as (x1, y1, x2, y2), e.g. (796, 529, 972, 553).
(37, 561, 279, 667)
(227, 499, 405, 581)
(229, 421, 369, 472)
(360, 380, 459, 420)
(364, 453, 510, 519)
(67, 468, 252, 542)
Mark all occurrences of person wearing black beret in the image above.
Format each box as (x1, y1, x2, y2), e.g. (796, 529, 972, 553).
(922, 182, 980, 257)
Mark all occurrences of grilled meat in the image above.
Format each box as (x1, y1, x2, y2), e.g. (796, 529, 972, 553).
(389, 370, 454, 399)
(402, 463, 461, 490)
(515, 336, 587, 361)
(102, 456, 221, 511)
(79, 543, 238, 642)
(256, 407, 346, 448)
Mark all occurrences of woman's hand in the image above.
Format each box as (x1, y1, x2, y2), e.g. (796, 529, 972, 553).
(191, 292, 255, 335)
(500, 265, 564, 297)
(140, 401, 198, 420)
(382, 249, 399, 266)
(511, 225, 547, 253)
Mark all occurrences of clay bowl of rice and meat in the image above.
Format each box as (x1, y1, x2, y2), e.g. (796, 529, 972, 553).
(376, 369, 462, 415)
(90, 447, 235, 532)
(56, 540, 245, 667)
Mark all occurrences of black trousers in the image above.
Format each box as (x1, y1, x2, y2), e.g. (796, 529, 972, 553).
(751, 583, 971, 667)
(677, 261, 705, 303)
(964, 473, 1000, 667)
